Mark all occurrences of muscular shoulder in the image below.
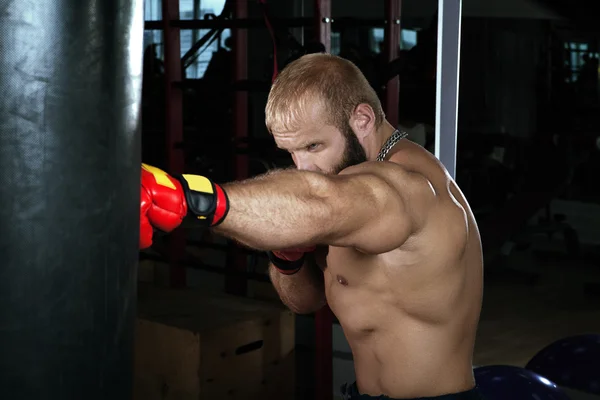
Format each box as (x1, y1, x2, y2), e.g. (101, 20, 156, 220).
(338, 161, 437, 231)
(387, 144, 474, 250)
(339, 159, 426, 185)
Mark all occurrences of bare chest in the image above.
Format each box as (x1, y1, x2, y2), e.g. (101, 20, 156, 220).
(318, 245, 419, 289)
(319, 244, 468, 333)
(318, 247, 405, 332)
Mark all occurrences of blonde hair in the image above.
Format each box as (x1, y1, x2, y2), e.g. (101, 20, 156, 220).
(265, 53, 385, 134)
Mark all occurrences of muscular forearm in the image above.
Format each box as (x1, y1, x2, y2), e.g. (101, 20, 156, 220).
(214, 169, 332, 250)
(269, 256, 326, 315)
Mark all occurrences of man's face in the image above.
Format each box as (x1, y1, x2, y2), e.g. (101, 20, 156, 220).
(272, 106, 367, 174)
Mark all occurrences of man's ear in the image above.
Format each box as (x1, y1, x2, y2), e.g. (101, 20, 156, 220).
(349, 103, 376, 140)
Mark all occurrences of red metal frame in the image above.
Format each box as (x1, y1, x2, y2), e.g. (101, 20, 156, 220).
(158, 0, 335, 394)
(225, 0, 249, 296)
(315, 305, 334, 400)
(384, 0, 402, 128)
(145, 17, 393, 30)
(162, 0, 187, 288)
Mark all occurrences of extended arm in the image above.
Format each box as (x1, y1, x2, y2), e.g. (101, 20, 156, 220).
(215, 162, 435, 253)
(139, 162, 435, 253)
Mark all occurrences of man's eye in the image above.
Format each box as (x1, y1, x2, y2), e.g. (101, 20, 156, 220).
(307, 143, 320, 151)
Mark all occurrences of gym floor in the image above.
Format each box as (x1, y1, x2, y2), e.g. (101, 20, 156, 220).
(294, 200, 600, 400)
(475, 254, 600, 368)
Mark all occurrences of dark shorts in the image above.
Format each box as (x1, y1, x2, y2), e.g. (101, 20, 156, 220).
(340, 382, 485, 400)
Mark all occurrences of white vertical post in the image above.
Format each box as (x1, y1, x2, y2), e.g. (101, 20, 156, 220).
(434, 0, 462, 180)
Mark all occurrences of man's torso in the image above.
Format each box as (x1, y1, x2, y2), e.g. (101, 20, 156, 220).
(317, 140, 484, 398)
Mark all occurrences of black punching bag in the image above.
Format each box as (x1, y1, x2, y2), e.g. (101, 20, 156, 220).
(0, 1, 143, 399)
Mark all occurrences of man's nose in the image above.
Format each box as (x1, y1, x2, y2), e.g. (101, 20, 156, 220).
(295, 158, 318, 172)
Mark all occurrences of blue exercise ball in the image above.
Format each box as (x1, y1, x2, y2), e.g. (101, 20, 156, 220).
(525, 334, 600, 395)
(474, 365, 571, 400)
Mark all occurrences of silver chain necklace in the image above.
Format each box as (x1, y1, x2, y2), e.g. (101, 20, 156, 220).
(376, 129, 407, 161)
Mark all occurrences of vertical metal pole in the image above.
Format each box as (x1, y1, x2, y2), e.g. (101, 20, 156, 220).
(226, 0, 249, 296)
(191, 0, 201, 78)
(315, 0, 332, 53)
(162, 0, 187, 288)
(434, 0, 462, 180)
(384, 0, 402, 128)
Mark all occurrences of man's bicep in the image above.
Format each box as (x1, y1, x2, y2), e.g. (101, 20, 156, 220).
(335, 174, 411, 253)
(324, 164, 433, 253)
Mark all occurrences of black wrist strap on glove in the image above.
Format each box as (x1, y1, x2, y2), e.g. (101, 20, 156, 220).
(267, 251, 305, 275)
(175, 173, 229, 227)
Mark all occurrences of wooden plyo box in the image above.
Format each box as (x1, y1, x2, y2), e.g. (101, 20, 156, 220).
(134, 284, 296, 400)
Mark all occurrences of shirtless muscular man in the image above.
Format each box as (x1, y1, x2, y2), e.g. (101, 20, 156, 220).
(139, 54, 484, 400)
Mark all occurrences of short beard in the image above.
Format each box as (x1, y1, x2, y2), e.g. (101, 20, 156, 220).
(331, 121, 368, 174)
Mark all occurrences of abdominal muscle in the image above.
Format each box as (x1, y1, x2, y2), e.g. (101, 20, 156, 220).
(324, 260, 478, 398)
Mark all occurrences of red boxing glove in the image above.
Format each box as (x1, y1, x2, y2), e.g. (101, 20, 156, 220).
(140, 186, 154, 250)
(268, 246, 316, 275)
(139, 164, 229, 249)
